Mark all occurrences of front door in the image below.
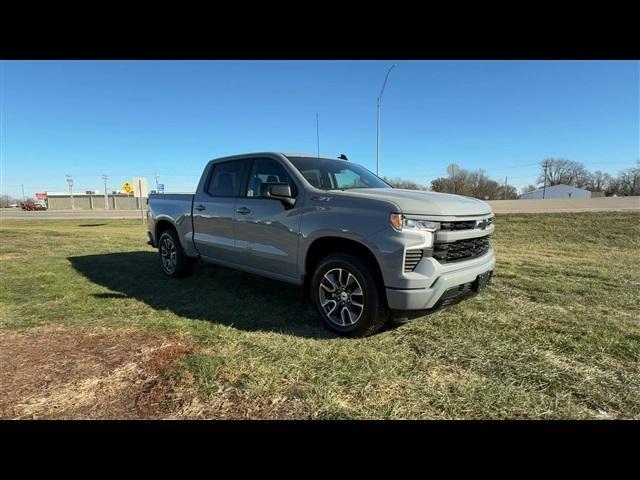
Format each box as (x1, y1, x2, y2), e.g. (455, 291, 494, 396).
(192, 159, 247, 264)
(234, 157, 302, 280)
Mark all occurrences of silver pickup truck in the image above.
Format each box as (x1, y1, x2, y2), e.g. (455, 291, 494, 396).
(147, 152, 495, 337)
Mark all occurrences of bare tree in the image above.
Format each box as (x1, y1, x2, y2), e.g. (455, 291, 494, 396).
(497, 184, 518, 200)
(521, 184, 537, 194)
(431, 167, 508, 199)
(382, 177, 425, 190)
(538, 158, 587, 187)
(619, 163, 640, 196)
(604, 161, 640, 196)
(0, 194, 20, 207)
(606, 176, 624, 196)
(587, 171, 611, 192)
(431, 177, 454, 194)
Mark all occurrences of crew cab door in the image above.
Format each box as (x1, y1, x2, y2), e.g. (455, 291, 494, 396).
(192, 159, 248, 264)
(233, 156, 303, 280)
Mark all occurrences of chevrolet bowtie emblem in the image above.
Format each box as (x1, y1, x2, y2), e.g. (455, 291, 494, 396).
(476, 219, 489, 230)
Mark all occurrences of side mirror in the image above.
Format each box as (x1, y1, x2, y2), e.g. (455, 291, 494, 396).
(267, 183, 296, 208)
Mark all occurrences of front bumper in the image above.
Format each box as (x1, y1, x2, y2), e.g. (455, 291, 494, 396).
(385, 250, 495, 311)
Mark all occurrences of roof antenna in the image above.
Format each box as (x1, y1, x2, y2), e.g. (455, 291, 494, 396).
(316, 112, 320, 160)
(338, 154, 348, 161)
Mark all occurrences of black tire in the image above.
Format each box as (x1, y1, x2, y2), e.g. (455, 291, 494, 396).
(158, 229, 195, 278)
(310, 253, 389, 337)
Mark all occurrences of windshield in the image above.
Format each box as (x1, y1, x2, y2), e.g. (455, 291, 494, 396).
(287, 157, 391, 191)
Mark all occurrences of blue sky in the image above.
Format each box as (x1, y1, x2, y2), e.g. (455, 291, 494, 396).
(1, 60, 638, 198)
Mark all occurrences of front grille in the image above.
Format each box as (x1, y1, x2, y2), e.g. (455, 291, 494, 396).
(439, 217, 493, 231)
(404, 249, 423, 272)
(433, 235, 491, 263)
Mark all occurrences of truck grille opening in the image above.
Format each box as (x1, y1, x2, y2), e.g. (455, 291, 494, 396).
(404, 249, 423, 272)
(439, 217, 493, 231)
(437, 281, 477, 307)
(433, 236, 491, 263)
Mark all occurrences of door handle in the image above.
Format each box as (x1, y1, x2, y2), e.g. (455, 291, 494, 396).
(236, 207, 251, 215)
(195, 204, 206, 211)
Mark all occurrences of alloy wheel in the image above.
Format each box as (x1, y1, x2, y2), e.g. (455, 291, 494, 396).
(318, 268, 364, 326)
(160, 236, 177, 274)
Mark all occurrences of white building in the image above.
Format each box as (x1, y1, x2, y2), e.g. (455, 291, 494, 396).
(520, 184, 592, 200)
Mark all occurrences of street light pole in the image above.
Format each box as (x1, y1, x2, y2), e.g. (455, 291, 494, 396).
(376, 64, 397, 177)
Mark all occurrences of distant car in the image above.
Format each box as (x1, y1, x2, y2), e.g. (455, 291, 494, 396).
(20, 200, 47, 211)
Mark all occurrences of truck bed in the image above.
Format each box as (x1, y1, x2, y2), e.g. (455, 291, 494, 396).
(147, 193, 195, 243)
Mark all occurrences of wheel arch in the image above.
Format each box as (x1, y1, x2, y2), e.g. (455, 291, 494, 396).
(304, 236, 387, 303)
(155, 218, 178, 244)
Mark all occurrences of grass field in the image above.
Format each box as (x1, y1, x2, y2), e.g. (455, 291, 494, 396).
(1, 213, 639, 419)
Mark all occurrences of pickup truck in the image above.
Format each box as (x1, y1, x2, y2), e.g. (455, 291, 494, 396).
(147, 152, 495, 337)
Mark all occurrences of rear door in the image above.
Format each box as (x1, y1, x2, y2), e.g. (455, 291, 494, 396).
(233, 156, 303, 280)
(192, 159, 248, 264)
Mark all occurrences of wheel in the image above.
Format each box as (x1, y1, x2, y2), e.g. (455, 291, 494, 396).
(158, 229, 195, 278)
(310, 253, 389, 337)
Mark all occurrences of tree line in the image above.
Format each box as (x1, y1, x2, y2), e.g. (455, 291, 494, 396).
(384, 158, 640, 199)
(384, 167, 518, 200)
(521, 158, 640, 196)
(0, 194, 28, 207)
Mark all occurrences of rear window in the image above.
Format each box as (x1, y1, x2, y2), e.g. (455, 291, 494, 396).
(206, 160, 245, 197)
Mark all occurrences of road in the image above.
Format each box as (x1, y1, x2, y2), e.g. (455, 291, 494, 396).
(488, 196, 639, 213)
(2, 196, 638, 219)
(1, 209, 146, 220)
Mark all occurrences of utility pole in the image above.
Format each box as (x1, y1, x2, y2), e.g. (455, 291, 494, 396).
(66, 175, 74, 210)
(102, 175, 109, 210)
(453, 167, 456, 195)
(542, 161, 548, 199)
(21, 184, 25, 202)
(316, 113, 320, 159)
(504, 176, 508, 200)
(376, 64, 397, 177)
(138, 179, 145, 224)
(155, 173, 159, 192)
(448, 164, 458, 195)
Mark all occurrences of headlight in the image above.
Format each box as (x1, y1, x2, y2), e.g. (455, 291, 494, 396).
(390, 213, 439, 232)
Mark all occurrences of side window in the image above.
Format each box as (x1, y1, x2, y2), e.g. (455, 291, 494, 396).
(246, 158, 298, 198)
(299, 168, 323, 188)
(206, 160, 245, 197)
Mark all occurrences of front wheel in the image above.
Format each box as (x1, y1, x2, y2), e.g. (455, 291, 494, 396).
(310, 253, 389, 337)
(158, 229, 195, 278)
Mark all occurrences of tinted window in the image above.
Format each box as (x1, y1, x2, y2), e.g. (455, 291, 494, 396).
(287, 157, 390, 191)
(207, 160, 245, 197)
(246, 158, 298, 197)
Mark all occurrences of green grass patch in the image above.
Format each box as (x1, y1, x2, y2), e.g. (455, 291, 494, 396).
(1, 213, 639, 418)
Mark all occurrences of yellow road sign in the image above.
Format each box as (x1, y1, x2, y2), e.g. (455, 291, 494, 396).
(122, 182, 133, 194)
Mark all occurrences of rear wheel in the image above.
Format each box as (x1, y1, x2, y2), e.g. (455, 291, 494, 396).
(311, 253, 389, 337)
(158, 229, 195, 278)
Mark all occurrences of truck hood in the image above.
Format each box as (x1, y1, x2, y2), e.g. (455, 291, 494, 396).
(337, 188, 493, 216)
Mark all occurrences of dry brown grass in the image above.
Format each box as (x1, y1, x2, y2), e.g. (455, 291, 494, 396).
(0, 326, 197, 419)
